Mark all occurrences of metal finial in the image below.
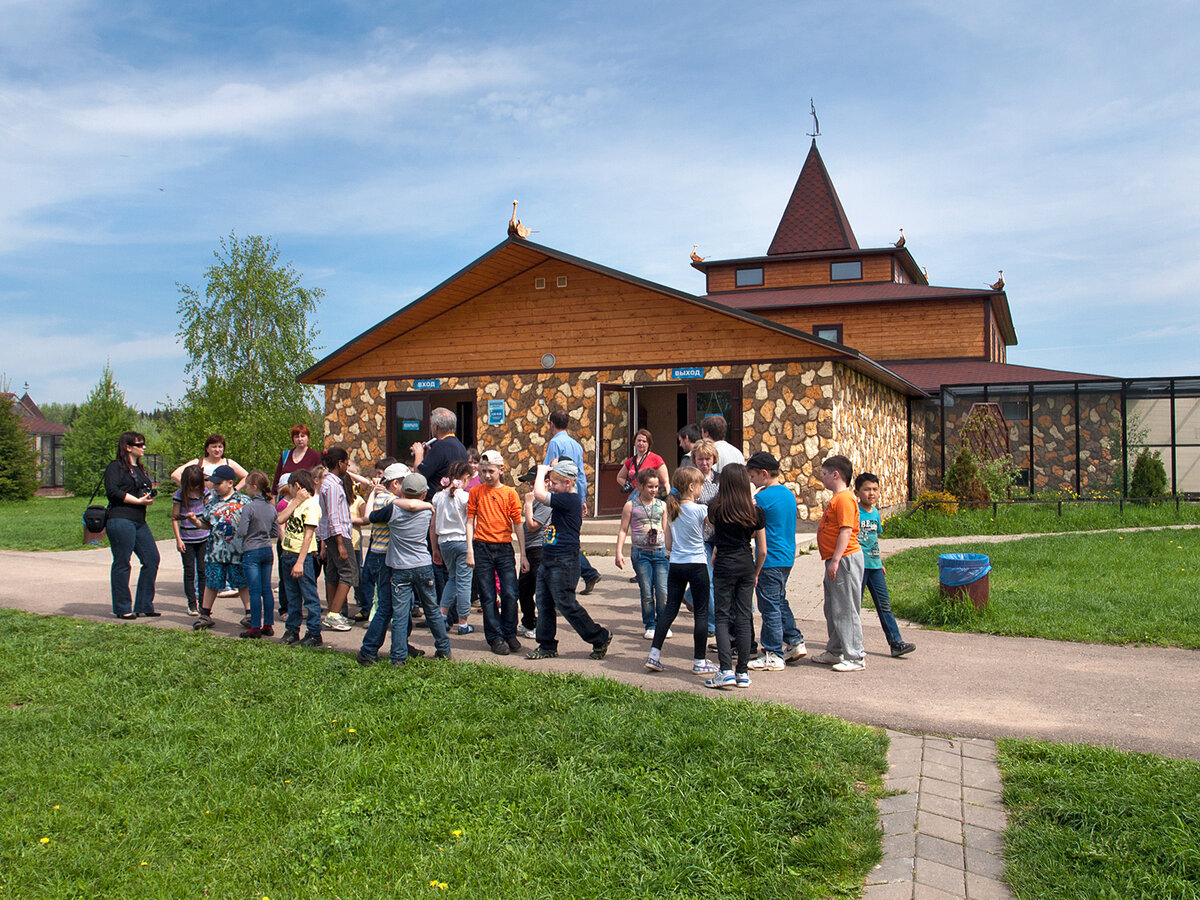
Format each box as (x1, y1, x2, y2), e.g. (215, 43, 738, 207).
(807, 99, 821, 138)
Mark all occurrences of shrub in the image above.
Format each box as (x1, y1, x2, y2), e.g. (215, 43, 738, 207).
(0, 398, 40, 501)
(1129, 447, 1167, 499)
(913, 489, 959, 516)
(943, 445, 990, 503)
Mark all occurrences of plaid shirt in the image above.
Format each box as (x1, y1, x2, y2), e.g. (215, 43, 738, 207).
(317, 472, 352, 541)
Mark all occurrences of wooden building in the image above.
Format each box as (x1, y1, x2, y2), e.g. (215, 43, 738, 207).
(300, 141, 1109, 513)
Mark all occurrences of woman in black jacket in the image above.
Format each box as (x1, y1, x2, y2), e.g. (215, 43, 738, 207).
(105, 431, 161, 618)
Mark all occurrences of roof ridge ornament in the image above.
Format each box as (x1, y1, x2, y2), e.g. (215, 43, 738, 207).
(807, 99, 821, 139)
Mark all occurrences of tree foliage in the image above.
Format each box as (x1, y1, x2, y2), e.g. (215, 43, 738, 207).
(162, 232, 324, 474)
(0, 396, 41, 501)
(63, 364, 136, 496)
(1130, 447, 1168, 500)
(39, 402, 80, 427)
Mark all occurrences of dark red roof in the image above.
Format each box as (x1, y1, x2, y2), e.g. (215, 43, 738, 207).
(880, 359, 1113, 393)
(707, 282, 992, 310)
(767, 140, 858, 255)
(5, 392, 69, 436)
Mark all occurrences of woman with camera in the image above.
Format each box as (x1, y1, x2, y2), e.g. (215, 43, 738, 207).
(614, 429, 669, 499)
(105, 431, 161, 619)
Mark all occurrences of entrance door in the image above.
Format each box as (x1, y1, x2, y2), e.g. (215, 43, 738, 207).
(597, 384, 633, 515)
(386, 389, 476, 467)
(691, 380, 742, 453)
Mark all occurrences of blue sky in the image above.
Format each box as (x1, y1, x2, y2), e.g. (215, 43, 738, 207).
(3, 0, 1198, 409)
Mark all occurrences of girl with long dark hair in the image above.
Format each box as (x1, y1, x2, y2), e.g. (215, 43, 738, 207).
(104, 431, 160, 618)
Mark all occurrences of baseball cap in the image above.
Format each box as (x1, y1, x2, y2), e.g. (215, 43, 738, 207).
(277, 473, 291, 486)
(479, 449, 504, 466)
(210, 464, 237, 483)
(516, 467, 538, 484)
(401, 472, 428, 496)
(551, 459, 578, 480)
(745, 451, 780, 471)
(382, 462, 411, 482)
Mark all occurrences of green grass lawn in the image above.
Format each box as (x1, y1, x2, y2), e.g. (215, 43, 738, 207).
(0, 496, 174, 551)
(882, 530, 1199, 647)
(996, 739, 1200, 900)
(0, 609, 887, 899)
(883, 499, 1200, 538)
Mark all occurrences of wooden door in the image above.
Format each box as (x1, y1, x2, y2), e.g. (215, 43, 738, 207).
(597, 384, 633, 515)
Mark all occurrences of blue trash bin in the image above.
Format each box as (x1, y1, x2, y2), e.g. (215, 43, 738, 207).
(938, 553, 991, 608)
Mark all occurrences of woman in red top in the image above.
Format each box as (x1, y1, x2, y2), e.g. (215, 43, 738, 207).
(615, 429, 669, 497)
(273, 424, 323, 491)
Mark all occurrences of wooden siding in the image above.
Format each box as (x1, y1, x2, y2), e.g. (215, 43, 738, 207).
(706, 255, 893, 293)
(988, 303, 1007, 362)
(316, 259, 844, 382)
(762, 298, 987, 360)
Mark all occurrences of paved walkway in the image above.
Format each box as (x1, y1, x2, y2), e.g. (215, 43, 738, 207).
(2, 527, 1197, 898)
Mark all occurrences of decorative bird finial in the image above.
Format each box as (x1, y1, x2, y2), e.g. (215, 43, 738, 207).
(507, 200, 532, 239)
(807, 99, 821, 139)
(922, 266, 929, 281)
(893, 228, 905, 249)
(989, 270, 1005, 291)
(690, 244, 708, 263)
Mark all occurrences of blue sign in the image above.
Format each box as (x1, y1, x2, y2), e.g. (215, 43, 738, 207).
(487, 399, 506, 426)
(414, 378, 440, 390)
(671, 366, 704, 380)
(401, 419, 421, 431)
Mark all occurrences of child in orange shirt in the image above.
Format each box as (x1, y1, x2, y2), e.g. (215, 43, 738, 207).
(466, 449, 529, 656)
(811, 454, 867, 671)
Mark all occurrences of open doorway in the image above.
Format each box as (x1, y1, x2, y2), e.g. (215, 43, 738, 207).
(385, 389, 476, 467)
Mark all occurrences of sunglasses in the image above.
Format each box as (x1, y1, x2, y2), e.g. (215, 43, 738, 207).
(129, 441, 146, 447)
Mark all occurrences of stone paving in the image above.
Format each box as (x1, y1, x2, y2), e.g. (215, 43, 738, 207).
(866, 730, 1012, 899)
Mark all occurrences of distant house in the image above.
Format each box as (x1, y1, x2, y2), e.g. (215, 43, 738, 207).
(5, 392, 68, 491)
(299, 140, 1197, 506)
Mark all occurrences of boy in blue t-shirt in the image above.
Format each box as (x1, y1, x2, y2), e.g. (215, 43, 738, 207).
(854, 473, 916, 658)
(746, 452, 807, 671)
(525, 459, 612, 661)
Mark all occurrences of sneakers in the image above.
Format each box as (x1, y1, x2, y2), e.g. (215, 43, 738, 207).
(517, 623, 537, 638)
(455, 624, 475, 635)
(192, 614, 214, 631)
(323, 612, 353, 632)
(186, 600, 199, 617)
(356, 650, 376, 666)
(433, 650, 452, 659)
(490, 639, 510, 656)
(643, 627, 656, 640)
(239, 613, 252, 628)
(691, 659, 719, 675)
(298, 633, 323, 647)
(260, 626, 275, 637)
(748, 651, 785, 672)
(280, 630, 300, 645)
(505, 636, 522, 653)
(810, 650, 843, 666)
(891, 642, 917, 658)
(353, 611, 370, 622)
(644, 656, 665, 672)
(704, 670, 736, 690)
(408, 646, 426, 658)
(735, 672, 752, 688)
(217, 588, 239, 598)
(526, 647, 558, 660)
(581, 574, 601, 595)
(588, 632, 612, 660)
(832, 658, 866, 672)
(783, 641, 808, 663)
(239, 627, 263, 639)
(665, 628, 674, 639)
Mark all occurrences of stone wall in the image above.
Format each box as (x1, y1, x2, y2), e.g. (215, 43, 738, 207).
(833, 364, 910, 506)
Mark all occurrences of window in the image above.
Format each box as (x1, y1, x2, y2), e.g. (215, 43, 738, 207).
(830, 261, 862, 281)
(1000, 400, 1029, 421)
(813, 324, 843, 343)
(735, 267, 764, 287)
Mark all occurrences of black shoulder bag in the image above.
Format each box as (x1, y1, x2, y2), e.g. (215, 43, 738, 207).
(82, 476, 108, 534)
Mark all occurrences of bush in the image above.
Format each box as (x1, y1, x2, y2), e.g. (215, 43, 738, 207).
(1129, 447, 1168, 499)
(912, 489, 959, 516)
(943, 445, 990, 502)
(0, 398, 39, 501)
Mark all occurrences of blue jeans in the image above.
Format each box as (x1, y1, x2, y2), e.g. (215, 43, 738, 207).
(107, 517, 160, 616)
(438, 540, 472, 620)
(756, 566, 803, 654)
(242, 546, 275, 629)
(281, 551, 322, 636)
(360, 551, 390, 619)
(473, 540, 519, 645)
(863, 567, 905, 649)
(362, 565, 450, 662)
(632, 546, 669, 628)
(535, 553, 607, 651)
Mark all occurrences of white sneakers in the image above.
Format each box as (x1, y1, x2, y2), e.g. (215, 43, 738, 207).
(644, 627, 674, 640)
(323, 612, 353, 632)
(810, 650, 843, 665)
(783, 640, 808, 662)
(748, 651, 785, 671)
(832, 658, 866, 672)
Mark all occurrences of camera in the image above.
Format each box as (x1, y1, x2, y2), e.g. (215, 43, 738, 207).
(145, 488, 158, 499)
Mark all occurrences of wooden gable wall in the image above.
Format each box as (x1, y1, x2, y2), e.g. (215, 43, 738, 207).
(706, 255, 893, 293)
(315, 257, 841, 382)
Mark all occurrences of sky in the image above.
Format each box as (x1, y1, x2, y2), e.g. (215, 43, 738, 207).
(3, 0, 1198, 410)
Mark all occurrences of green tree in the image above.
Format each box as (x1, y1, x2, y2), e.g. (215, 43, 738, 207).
(63, 364, 136, 495)
(1129, 447, 1168, 499)
(0, 396, 41, 500)
(163, 232, 324, 475)
(39, 402, 80, 427)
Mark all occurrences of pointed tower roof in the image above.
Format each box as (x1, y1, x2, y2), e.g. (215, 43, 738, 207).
(767, 140, 858, 255)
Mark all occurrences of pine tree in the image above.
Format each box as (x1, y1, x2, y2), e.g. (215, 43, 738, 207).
(63, 364, 136, 495)
(0, 396, 40, 500)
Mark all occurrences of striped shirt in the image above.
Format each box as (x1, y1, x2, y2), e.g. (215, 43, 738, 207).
(317, 473, 352, 541)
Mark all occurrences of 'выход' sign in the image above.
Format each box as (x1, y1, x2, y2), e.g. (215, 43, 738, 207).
(671, 367, 703, 380)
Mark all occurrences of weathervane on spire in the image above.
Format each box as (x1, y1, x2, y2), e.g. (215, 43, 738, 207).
(807, 99, 821, 139)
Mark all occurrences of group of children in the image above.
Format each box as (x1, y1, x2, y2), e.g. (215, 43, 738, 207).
(167, 438, 911, 682)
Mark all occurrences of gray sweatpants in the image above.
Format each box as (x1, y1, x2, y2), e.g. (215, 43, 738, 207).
(823, 549, 865, 662)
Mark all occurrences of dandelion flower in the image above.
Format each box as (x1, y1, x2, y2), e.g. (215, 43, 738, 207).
(348, 728, 356, 733)
(39, 838, 49, 844)
(438, 884, 448, 890)
(140, 862, 148, 866)
(430, 880, 439, 887)
(53, 805, 60, 810)
(452, 829, 463, 838)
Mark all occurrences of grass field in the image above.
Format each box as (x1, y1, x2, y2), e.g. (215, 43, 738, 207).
(0, 608, 888, 899)
(0, 496, 174, 551)
(883, 530, 1199, 647)
(996, 739, 1200, 900)
(883, 499, 1200, 538)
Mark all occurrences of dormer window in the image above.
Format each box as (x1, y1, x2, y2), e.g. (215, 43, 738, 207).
(813, 324, 843, 343)
(830, 261, 862, 281)
(735, 267, 764, 287)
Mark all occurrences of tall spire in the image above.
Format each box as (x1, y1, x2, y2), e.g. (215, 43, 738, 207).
(767, 140, 858, 255)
